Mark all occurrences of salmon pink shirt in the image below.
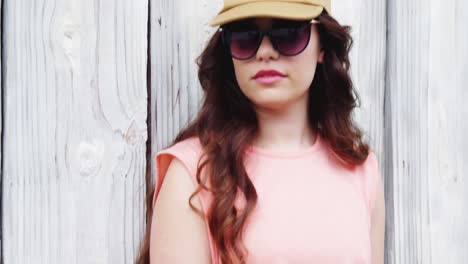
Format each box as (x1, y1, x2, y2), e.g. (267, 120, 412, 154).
(152, 133, 382, 263)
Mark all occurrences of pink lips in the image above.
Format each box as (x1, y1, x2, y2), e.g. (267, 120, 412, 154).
(253, 69, 286, 85)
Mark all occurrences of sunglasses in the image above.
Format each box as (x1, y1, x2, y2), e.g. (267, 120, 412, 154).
(220, 19, 320, 60)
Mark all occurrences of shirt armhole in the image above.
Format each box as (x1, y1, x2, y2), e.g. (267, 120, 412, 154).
(152, 150, 197, 209)
(151, 140, 220, 264)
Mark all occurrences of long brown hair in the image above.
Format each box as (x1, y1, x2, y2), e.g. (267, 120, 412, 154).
(136, 11, 369, 264)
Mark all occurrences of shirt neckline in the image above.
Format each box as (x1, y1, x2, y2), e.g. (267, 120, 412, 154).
(246, 133, 323, 159)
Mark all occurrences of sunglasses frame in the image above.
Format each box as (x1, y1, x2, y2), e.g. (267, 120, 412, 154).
(219, 19, 321, 60)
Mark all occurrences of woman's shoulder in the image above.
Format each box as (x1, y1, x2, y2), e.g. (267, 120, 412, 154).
(160, 136, 203, 154)
(155, 136, 203, 173)
(152, 136, 205, 207)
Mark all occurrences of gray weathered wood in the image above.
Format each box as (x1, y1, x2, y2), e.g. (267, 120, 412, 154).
(150, 0, 222, 187)
(0, 0, 2, 260)
(151, 0, 222, 149)
(2, 0, 148, 263)
(386, 0, 468, 263)
(1, 0, 466, 262)
(334, 0, 387, 160)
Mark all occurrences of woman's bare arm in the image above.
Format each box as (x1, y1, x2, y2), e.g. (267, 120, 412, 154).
(150, 157, 212, 264)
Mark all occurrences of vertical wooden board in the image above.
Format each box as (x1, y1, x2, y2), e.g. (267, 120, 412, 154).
(0, 0, 2, 260)
(333, 0, 387, 159)
(332, 0, 388, 198)
(387, 0, 468, 263)
(427, 0, 468, 262)
(2, 0, 148, 263)
(151, 0, 222, 150)
(150, 0, 222, 182)
(386, 0, 432, 263)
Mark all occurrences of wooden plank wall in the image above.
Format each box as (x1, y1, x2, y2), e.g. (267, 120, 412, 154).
(149, 0, 222, 189)
(2, 0, 148, 263)
(0, 0, 2, 260)
(386, 0, 468, 262)
(1, 0, 467, 263)
(150, 0, 221, 149)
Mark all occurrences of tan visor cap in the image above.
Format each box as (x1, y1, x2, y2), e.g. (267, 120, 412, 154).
(210, 0, 331, 27)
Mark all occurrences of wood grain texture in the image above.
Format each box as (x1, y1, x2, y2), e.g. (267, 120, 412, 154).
(333, 0, 387, 159)
(150, 0, 222, 184)
(2, 0, 148, 263)
(386, 0, 468, 263)
(0, 0, 2, 260)
(427, 1, 468, 262)
(1, 0, 465, 262)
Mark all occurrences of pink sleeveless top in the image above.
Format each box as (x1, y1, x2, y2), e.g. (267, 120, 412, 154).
(152, 133, 382, 263)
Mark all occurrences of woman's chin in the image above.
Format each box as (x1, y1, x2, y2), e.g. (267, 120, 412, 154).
(249, 90, 309, 111)
(251, 97, 292, 111)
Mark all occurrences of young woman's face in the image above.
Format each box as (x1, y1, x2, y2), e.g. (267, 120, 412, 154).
(230, 17, 324, 111)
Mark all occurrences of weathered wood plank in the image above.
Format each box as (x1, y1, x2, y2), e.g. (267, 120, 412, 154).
(332, 0, 387, 181)
(427, 1, 468, 262)
(0, 0, 2, 260)
(386, 1, 433, 261)
(2, 0, 148, 263)
(151, 0, 221, 149)
(386, 0, 468, 263)
(150, 0, 222, 186)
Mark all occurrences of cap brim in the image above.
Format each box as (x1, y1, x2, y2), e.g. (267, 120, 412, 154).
(210, 2, 324, 27)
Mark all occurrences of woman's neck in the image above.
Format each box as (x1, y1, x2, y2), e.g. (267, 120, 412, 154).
(252, 96, 316, 151)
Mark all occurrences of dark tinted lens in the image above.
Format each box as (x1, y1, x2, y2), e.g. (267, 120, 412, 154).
(270, 24, 311, 55)
(229, 30, 261, 59)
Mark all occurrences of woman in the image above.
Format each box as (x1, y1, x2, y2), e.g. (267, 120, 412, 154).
(137, 0, 385, 263)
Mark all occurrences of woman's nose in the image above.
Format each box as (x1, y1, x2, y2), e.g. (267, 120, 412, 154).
(255, 35, 280, 61)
